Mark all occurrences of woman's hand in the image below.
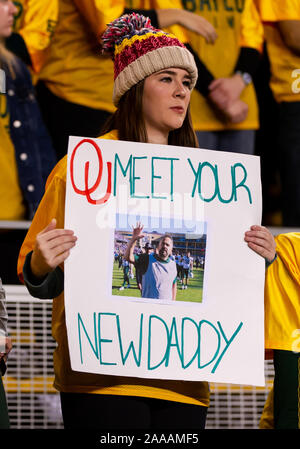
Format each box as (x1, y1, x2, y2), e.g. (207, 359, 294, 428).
(244, 225, 276, 262)
(30, 218, 77, 279)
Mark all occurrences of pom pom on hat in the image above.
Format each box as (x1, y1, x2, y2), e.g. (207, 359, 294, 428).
(102, 13, 154, 58)
(102, 13, 198, 106)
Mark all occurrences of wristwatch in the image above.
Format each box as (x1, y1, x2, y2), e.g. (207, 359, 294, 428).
(235, 70, 252, 86)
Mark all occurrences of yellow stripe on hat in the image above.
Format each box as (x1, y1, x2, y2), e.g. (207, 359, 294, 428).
(114, 31, 178, 56)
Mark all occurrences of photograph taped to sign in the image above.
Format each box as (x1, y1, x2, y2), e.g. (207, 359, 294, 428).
(64, 136, 265, 386)
(111, 215, 207, 305)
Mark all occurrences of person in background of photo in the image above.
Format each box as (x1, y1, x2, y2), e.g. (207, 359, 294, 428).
(181, 251, 192, 290)
(119, 258, 131, 291)
(17, 14, 276, 430)
(124, 224, 177, 301)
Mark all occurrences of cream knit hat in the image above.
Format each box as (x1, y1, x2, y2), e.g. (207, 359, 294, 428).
(102, 13, 198, 106)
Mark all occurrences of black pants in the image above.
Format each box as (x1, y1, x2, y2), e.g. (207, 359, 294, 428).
(60, 393, 207, 430)
(274, 350, 300, 429)
(35, 81, 112, 160)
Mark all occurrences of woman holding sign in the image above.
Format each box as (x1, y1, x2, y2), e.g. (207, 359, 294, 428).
(17, 14, 276, 430)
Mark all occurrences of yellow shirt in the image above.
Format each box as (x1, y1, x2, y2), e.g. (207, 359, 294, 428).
(17, 129, 209, 406)
(0, 93, 26, 220)
(255, 0, 300, 103)
(126, 0, 189, 42)
(13, 0, 59, 73)
(186, 0, 263, 131)
(37, 0, 124, 112)
(264, 233, 300, 351)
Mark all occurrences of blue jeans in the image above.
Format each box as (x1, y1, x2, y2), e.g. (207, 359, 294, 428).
(196, 130, 255, 155)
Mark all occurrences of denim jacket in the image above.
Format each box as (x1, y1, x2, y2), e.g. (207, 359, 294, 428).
(4, 59, 57, 219)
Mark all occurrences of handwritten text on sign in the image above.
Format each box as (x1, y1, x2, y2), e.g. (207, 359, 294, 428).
(65, 137, 265, 386)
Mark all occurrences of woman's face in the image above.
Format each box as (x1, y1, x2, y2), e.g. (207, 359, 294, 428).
(0, 0, 17, 38)
(142, 67, 192, 144)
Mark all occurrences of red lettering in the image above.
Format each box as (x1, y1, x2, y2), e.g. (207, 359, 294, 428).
(70, 139, 112, 204)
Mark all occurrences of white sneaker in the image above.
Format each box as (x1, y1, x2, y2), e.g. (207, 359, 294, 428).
(182, 285, 185, 290)
(119, 286, 124, 291)
(185, 285, 188, 289)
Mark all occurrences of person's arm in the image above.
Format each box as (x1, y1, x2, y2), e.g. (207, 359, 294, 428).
(156, 8, 217, 44)
(73, 0, 125, 38)
(23, 251, 64, 299)
(244, 225, 276, 263)
(124, 223, 145, 264)
(172, 281, 177, 301)
(207, 0, 263, 117)
(277, 20, 300, 56)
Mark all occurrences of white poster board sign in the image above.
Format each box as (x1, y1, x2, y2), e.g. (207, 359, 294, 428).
(64, 136, 265, 386)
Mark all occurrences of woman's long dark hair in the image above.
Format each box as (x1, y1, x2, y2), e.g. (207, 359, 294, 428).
(101, 79, 199, 148)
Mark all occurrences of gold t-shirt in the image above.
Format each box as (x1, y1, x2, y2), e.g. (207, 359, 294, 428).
(255, 0, 300, 103)
(13, 0, 59, 73)
(186, 0, 263, 131)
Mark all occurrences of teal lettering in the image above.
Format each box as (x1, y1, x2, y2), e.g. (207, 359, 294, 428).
(211, 321, 243, 372)
(132, 156, 149, 198)
(181, 317, 201, 369)
(78, 312, 99, 364)
(148, 315, 170, 370)
(77, 312, 244, 374)
(164, 317, 183, 367)
(98, 313, 117, 365)
(151, 157, 179, 201)
(116, 314, 144, 366)
(232, 163, 252, 204)
(188, 159, 252, 204)
(113, 154, 132, 195)
(189, 160, 219, 202)
(199, 320, 221, 368)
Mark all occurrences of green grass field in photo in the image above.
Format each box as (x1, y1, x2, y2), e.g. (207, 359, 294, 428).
(111, 261, 204, 303)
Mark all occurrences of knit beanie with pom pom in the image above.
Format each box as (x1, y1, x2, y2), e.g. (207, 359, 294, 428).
(101, 13, 198, 106)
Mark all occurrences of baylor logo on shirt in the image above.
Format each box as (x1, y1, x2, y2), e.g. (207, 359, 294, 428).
(182, 0, 245, 13)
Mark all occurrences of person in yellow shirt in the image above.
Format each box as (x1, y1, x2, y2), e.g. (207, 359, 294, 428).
(5, 0, 58, 74)
(255, 0, 300, 227)
(182, 0, 264, 155)
(0, 0, 56, 284)
(17, 14, 276, 429)
(260, 232, 300, 429)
